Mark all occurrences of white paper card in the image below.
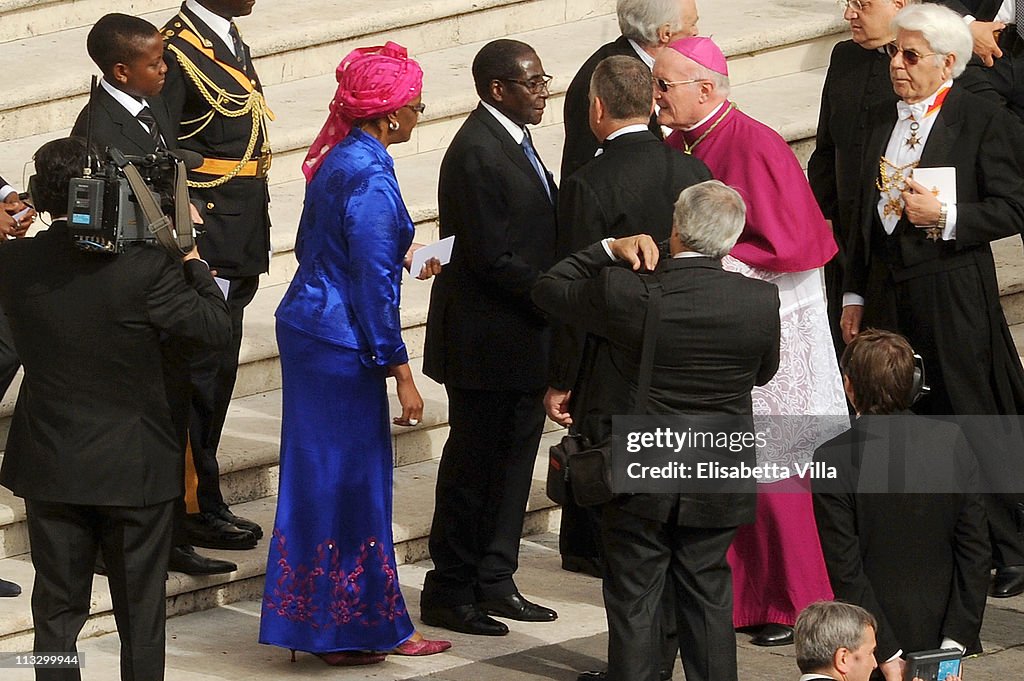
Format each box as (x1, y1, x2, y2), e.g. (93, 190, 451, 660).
(912, 167, 957, 207)
(410, 235, 455, 274)
(213, 276, 231, 301)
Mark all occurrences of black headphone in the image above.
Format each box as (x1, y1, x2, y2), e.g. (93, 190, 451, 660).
(910, 352, 930, 405)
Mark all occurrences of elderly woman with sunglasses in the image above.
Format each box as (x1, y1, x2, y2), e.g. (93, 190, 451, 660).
(259, 42, 447, 666)
(840, 2, 1024, 667)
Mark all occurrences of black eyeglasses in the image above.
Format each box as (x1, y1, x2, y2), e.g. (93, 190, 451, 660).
(404, 102, 426, 114)
(501, 74, 553, 94)
(884, 42, 939, 66)
(656, 77, 702, 92)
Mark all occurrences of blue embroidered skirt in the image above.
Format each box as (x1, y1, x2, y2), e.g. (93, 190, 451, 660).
(259, 322, 414, 652)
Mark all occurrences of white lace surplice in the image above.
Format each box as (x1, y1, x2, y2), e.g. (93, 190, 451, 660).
(722, 256, 849, 481)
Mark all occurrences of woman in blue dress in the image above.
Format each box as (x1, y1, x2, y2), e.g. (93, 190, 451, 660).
(260, 42, 448, 666)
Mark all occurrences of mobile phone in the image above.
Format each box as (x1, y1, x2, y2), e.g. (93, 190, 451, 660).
(905, 648, 962, 681)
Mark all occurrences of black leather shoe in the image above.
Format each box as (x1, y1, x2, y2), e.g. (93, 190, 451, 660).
(749, 623, 794, 646)
(561, 555, 603, 578)
(991, 566, 1024, 598)
(479, 592, 558, 622)
(212, 505, 263, 540)
(421, 603, 509, 636)
(577, 669, 672, 681)
(183, 512, 257, 550)
(169, 545, 237, 575)
(0, 577, 21, 597)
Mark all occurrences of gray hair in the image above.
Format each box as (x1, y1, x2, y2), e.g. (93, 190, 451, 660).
(617, 0, 685, 46)
(672, 180, 746, 259)
(692, 61, 731, 98)
(891, 3, 972, 77)
(795, 601, 878, 674)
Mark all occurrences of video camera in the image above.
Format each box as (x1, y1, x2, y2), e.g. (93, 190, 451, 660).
(66, 76, 199, 257)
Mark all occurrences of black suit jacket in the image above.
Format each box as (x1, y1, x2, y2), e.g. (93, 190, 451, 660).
(809, 41, 999, 264)
(550, 129, 711, 390)
(560, 36, 662, 179)
(162, 3, 271, 277)
(844, 84, 1024, 297)
(423, 105, 558, 392)
(533, 243, 781, 527)
(0, 221, 230, 506)
(71, 85, 178, 157)
(813, 414, 990, 661)
(940, 0, 1001, 19)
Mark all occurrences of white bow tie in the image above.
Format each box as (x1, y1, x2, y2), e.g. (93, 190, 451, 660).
(896, 99, 928, 121)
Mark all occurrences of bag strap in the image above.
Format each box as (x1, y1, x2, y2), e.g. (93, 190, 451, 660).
(632, 276, 663, 415)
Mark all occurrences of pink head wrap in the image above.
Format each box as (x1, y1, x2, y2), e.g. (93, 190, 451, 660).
(667, 37, 728, 76)
(302, 41, 424, 182)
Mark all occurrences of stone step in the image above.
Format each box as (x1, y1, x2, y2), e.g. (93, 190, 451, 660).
(0, 0, 843, 166)
(0, 0, 615, 143)
(0, 433, 561, 651)
(2, 336, 557, 559)
(0, 0, 176, 44)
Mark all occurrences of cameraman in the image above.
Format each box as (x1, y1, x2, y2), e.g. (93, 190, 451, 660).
(0, 136, 230, 681)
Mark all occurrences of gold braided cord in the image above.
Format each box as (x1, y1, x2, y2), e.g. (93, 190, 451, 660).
(167, 43, 272, 188)
(178, 111, 216, 140)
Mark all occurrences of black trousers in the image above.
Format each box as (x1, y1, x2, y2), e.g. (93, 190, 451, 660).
(422, 386, 546, 606)
(601, 501, 739, 681)
(187, 275, 258, 512)
(25, 498, 174, 681)
(0, 302, 20, 398)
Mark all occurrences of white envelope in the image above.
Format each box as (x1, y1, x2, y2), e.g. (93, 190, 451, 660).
(911, 166, 956, 207)
(410, 235, 455, 274)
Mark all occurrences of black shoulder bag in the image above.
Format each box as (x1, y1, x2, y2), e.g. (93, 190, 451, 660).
(546, 277, 664, 507)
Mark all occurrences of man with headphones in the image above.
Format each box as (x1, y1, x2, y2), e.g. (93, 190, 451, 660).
(811, 330, 990, 681)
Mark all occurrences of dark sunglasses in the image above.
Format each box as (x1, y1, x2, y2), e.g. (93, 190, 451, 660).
(404, 102, 426, 114)
(656, 77, 701, 92)
(884, 42, 939, 66)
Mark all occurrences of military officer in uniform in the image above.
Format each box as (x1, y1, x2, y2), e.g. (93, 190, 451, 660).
(162, 0, 272, 549)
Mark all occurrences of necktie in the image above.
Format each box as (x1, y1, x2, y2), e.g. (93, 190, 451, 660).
(136, 106, 164, 149)
(521, 132, 551, 201)
(1016, 0, 1023, 40)
(228, 22, 248, 71)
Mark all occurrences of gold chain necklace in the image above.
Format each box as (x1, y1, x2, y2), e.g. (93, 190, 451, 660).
(682, 102, 736, 154)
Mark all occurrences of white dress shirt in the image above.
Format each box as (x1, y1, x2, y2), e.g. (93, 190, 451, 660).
(480, 100, 526, 144)
(185, 0, 238, 57)
(99, 78, 163, 143)
(594, 123, 650, 156)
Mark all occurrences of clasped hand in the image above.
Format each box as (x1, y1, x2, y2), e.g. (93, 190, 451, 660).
(900, 178, 942, 228)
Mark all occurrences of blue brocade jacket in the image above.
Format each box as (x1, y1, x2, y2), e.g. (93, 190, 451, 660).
(276, 128, 413, 367)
